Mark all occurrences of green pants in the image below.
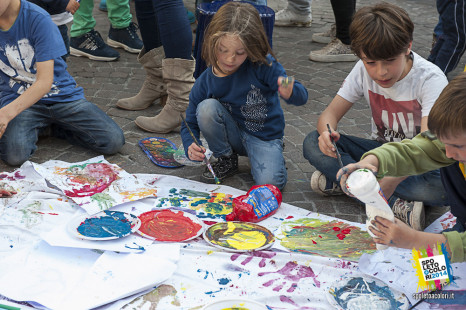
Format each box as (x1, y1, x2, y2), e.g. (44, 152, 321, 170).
(70, 0, 132, 37)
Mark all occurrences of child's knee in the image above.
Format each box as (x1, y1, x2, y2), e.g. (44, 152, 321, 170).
(99, 130, 125, 155)
(0, 145, 34, 166)
(197, 99, 221, 125)
(303, 130, 320, 160)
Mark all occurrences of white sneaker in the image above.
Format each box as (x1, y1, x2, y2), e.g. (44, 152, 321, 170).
(312, 24, 336, 44)
(310, 170, 344, 196)
(309, 38, 358, 62)
(392, 198, 425, 231)
(275, 8, 312, 27)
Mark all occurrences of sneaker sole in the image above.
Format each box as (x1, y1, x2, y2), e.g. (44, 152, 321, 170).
(411, 201, 425, 231)
(309, 52, 358, 63)
(275, 21, 312, 27)
(107, 38, 142, 54)
(70, 47, 119, 61)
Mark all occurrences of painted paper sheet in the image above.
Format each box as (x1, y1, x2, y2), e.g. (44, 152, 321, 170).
(31, 156, 158, 215)
(0, 241, 179, 310)
(121, 243, 363, 310)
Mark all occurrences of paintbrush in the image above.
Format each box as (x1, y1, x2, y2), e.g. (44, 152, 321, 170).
(327, 124, 344, 168)
(180, 114, 220, 184)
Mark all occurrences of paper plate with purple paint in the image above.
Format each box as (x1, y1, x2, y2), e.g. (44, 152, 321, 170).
(67, 210, 141, 241)
(327, 275, 409, 310)
(202, 298, 268, 310)
(139, 137, 184, 168)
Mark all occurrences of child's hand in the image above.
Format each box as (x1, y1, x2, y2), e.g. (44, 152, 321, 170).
(277, 76, 294, 100)
(369, 216, 418, 249)
(336, 155, 379, 196)
(66, 0, 80, 14)
(187, 143, 206, 161)
(317, 128, 340, 158)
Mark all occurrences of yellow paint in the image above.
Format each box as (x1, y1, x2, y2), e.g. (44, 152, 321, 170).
(120, 188, 157, 200)
(227, 231, 267, 250)
(224, 221, 236, 235)
(207, 250, 214, 255)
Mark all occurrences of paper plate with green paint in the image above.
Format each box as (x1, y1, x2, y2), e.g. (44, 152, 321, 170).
(203, 221, 275, 252)
(67, 210, 141, 241)
(326, 276, 409, 310)
(202, 298, 268, 310)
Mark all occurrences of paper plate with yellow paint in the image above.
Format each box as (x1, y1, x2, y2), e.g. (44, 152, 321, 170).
(203, 221, 275, 252)
(202, 298, 268, 310)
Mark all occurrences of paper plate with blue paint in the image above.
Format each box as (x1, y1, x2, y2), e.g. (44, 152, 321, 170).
(202, 298, 268, 310)
(326, 275, 409, 310)
(67, 210, 141, 241)
(139, 137, 184, 168)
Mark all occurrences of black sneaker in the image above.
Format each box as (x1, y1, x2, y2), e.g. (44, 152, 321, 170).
(201, 153, 239, 183)
(107, 22, 143, 54)
(70, 30, 120, 61)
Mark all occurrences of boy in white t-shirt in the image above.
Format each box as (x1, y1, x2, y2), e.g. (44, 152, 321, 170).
(303, 2, 449, 230)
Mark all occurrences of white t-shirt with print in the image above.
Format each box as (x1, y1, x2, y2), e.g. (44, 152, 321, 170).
(337, 52, 448, 142)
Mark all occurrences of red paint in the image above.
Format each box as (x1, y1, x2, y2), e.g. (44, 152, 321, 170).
(332, 227, 340, 231)
(336, 233, 346, 240)
(312, 240, 317, 244)
(138, 209, 202, 242)
(63, 163, 118, 197)
(285, 216, 294, 219)
(203, 220, 217, 226)
(318, 235, 322, 238)
(341, 228, 351, 234)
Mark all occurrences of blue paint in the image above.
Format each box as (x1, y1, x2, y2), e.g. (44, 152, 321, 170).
(217, 277, 231, 285)
(333, 277, 404, 309)
(77, 210, 133, 238)
(124, 242, 146, 251)
(197, 269, 210, 279)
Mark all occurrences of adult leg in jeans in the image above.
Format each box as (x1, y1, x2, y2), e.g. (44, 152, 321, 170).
(428, 0, 466, 74)
(51, 99, 125, 155)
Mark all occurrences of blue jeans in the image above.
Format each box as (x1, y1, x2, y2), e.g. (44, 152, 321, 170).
(303, 131, 449, 207)
(0, 99, 125, 166)
(428, 0, 466, 74)
(134, 0, 192, 59)
(197, 99, 287, 189)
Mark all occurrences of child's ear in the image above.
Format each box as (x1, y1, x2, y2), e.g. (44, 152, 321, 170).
(406, 41, 413, 55)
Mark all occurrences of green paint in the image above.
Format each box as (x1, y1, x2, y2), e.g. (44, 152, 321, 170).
(90, 192, 116, 210)
(179, 189, 210, 198)
(19, 201, 42, 228)
(279, 218, 376, 261)
(156, 197, 184, 208)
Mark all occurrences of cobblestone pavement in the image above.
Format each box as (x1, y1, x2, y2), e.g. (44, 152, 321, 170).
(1, 0, 458, 225)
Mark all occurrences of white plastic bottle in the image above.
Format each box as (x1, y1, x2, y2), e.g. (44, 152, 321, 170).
(345, 168, 395, 250)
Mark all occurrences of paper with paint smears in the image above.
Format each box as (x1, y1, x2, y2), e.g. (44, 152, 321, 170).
(137, 209, 204, 242)
(67, 210, 141, 241)
(275, 217, 376, 261)
(203, 221, 275, 252)
(327, 276, 409, 310)
(202, 298, 268, 310)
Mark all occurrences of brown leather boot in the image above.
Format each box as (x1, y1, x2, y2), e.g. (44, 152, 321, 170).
(116, 47, 167, 110)
(135, 57, 195, 133)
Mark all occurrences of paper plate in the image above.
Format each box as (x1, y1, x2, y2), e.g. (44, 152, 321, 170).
(202, 298, 268, 310)
(326, 276, 409, 310)
(203, 221, 275, 252)
(173, 149, 204, 167)
(139, 137, 184, 168)
(137, 209, 204, 242)
(67, 211, 141, 241)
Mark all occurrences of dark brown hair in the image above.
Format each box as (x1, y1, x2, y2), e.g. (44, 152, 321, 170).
(428, 72, 466, 139)
(350, 2, 413, 60)
(201, 1, 275, 74)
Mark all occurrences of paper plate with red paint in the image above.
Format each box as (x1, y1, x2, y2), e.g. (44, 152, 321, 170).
(203, 221, 275, 252)
(67, 210, 141, 241)
(137, 209, 204, 242)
